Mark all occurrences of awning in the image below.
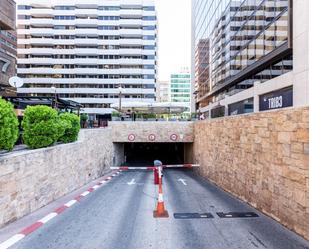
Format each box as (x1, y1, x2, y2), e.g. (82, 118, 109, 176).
(4, 96, 83, 110)
(110, 101, 189, 114)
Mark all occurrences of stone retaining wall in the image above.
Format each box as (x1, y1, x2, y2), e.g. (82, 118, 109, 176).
(0, 128, 121, 227)
(193, 107, 309, 240)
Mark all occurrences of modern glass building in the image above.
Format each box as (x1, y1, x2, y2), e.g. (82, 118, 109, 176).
(192, 0, 293, 117)
(170, 68, 191, 112)
(16, 0, 157, 121)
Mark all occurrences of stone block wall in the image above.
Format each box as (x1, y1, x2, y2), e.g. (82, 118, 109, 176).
(193, 107, 309, 240)
(0, 128, 120, 228)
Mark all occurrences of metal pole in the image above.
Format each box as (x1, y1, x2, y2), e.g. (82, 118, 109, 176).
(54, 90, 57, 109)
(119, 92, 122, 112)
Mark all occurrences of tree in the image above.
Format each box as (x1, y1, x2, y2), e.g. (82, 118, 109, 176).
(58, 113, 80, 143)
(0, 98, 19, 151)
(22, 105, 65, 149)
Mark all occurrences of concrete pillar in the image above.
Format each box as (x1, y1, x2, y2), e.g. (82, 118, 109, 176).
(253, 81, 260, 112)
(224, 105, 229, 116)
(293, 0, 309, 106)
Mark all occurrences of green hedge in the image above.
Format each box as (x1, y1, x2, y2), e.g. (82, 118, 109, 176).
(58, 113, 80, 143)
(22, 105, 65, 149)
(0, 98, 19, 151)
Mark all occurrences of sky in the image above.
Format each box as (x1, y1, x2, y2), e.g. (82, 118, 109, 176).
(155, 0, 191, 81)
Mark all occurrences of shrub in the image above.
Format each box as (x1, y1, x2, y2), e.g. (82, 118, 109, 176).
(80, 113, 88, 128)
(80, 113, 88, 122)
(111, 111, 120, 117)
(0, 98, 19, 151)
(22, 105, 64, 149)
(58, 113, 80, 143)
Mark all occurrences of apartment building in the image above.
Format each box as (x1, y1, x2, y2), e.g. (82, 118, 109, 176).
(156, 80, 169, 102)
(191, 0, 304, 118)
(0, 0, 17, 96)
(16, 0, 157, 120)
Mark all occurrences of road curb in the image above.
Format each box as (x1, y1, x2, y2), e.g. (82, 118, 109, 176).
(0, 170, 121, 249)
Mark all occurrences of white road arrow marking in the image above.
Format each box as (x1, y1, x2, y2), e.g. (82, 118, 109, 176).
(127, 178, 136, 185)
(178, 178, 187, 186)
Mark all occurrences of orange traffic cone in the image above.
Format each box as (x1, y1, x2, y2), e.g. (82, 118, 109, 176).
(153, 167, 169, 218)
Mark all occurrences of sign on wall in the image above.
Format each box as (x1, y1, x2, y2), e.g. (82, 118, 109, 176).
(259, 86, 293, 111)
(128, 134, 135, 141)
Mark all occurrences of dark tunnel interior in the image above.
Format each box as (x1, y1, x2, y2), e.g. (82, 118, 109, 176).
(123, 143, 185, 166)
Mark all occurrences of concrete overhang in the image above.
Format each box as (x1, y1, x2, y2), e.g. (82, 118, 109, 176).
(110, 121, 194, 143)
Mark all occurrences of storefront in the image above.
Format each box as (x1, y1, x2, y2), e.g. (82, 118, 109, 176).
(228, 98, 254, 116)
(259, 86, 293, 111)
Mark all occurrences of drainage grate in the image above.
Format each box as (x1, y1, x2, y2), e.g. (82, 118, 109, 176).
(174, 213, 214, 219)
(217, 212, 259, 218)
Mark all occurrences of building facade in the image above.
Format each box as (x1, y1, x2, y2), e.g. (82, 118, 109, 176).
(191, 0, 300, 118)
(156, 80, 169, 102)
(170, 68, 191, 112)
(16, 0, 157, 120)
(0, 0, 17, 96)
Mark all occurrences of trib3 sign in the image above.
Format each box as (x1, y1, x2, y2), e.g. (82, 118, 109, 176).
(259, 86, 293, 111)
(268, 96, 283, 109)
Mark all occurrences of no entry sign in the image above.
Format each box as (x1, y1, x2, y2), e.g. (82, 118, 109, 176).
(128, 134, 135, 141)
(148, 134, 156, 141)
(170, 134, 178, 141)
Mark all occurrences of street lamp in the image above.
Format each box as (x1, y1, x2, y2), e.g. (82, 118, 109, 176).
(118, 86, 123, 113)
(51, 86, 57, 109)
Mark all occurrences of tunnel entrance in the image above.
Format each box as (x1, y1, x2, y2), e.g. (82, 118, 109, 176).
(123, 143, 187, 166)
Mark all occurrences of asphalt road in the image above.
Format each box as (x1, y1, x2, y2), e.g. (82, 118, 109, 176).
(11, 169, 309, 249)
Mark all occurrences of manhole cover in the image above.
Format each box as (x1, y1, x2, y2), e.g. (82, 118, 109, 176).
(217, 212, 259, 218)
(174, 213, 214, 219)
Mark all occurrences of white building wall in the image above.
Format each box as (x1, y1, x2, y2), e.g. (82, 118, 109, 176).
(293, 0, 309, 107)
(16, 0, 157, 116)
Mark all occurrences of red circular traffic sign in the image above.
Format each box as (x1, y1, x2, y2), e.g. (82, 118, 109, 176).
(148, 134, 156, 141)
(128, 134, 135, 141)
(170, 134, 178, 141)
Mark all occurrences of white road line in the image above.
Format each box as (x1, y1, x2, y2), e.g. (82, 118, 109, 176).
(0, 234, 25, 249)
(64, 200, 77, 207)
(81, 191, 90, 196)
(92, 185, 100, 190)
(178, 179, 187, 186)
(38, 212, 58, 224)
(100, 180, 107, 184)
(127, 178, 136, 185)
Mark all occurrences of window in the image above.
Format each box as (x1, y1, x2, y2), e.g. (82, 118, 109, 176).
(18, 15, 31, 20)
(142, 16, 156, 21)
(143, 45, 155, 50)
(143, 6, 155, 11)
(98, 6, 120, 11)
(54, 16, 75, 20)
(98, 16, 119, 20)
(143, 74, 155, 79)
(54, 6, 75, 10)
(143, 35, 155, 40)
(143, 26, 156, 30)
(98, 26, 119, 30)
(18, 5, 31, 10)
